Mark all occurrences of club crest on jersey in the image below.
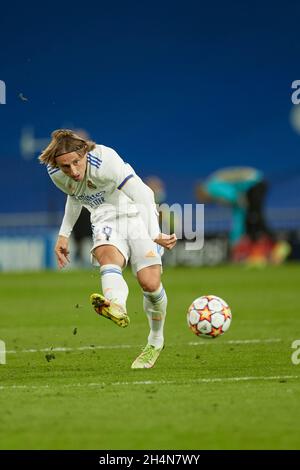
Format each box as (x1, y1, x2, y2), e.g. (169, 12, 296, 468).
(87, 180, 97, 189)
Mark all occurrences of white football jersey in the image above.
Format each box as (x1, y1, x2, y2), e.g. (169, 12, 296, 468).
(47, 144, 160, 240)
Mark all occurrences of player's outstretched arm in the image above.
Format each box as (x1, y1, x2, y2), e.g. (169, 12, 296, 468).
(154, 233, 177, 250)
(55, 196, 82, 268)
(55, 235, 70, 269)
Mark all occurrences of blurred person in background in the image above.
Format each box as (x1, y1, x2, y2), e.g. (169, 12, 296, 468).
(39, 129, 176, 369)
(196, 167, 290, 265)
(144, 176, 166, 205)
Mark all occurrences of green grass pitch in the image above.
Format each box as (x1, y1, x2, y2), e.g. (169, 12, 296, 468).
(0, 264, 300, 450)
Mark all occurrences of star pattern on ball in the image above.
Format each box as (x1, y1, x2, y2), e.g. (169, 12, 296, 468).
(223, 307, 232, 320)
(200, 307, 212, 321)
(210, 326, 223, 337)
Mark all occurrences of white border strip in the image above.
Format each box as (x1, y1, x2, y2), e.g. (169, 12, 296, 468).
(0, 375, 298, 391)
(6, 344, 134, 354)
(188, 338, 282, 346)
(6, 338, 282, 355)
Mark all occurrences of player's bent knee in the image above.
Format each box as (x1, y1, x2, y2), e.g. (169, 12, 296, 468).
(139, 278, 161, 293)
(137, 265, 161, 292)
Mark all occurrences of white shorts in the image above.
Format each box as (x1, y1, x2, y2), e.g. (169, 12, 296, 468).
(90, 213, 163, 275)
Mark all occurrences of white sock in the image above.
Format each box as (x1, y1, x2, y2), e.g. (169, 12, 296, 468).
(143, 284, 167, 348)
(100, 264, 129, 312)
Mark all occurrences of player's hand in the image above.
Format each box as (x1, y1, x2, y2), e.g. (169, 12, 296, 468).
(54, 235, 70, 269)
(154, 233, 177, 250)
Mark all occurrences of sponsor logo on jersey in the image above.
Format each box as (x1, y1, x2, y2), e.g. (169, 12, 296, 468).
(75, 191, 105, 208)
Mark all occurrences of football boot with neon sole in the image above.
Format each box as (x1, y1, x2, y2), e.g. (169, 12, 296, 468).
(90, 293, 130, 328)
(131, 343, 164, 369)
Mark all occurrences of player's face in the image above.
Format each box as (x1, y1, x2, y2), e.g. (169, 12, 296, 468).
(55, 151, 87, 181)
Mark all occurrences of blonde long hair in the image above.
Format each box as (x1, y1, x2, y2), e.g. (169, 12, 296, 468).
(38, 129, 96, 167)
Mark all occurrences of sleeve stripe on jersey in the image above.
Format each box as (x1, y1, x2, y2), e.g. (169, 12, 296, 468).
(87, 156, 102, 166)
(87, 156, 102, 169)
(87, 158, 101, 169)
(87, 152, 102, 162)
(87, 155, 102, 165)
(48, 167, 60, 175)
(87, 153, 102, 166)
(117, 174, 134, 190)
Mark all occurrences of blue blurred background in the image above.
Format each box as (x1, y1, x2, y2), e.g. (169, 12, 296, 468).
(1, 0, 300, 268)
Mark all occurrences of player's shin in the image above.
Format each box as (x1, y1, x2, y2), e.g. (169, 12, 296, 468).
(143, 284, 167, 348)
(100, 264, 129, 311)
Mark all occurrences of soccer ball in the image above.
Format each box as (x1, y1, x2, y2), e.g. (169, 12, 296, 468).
(187, 295, 232, 339)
